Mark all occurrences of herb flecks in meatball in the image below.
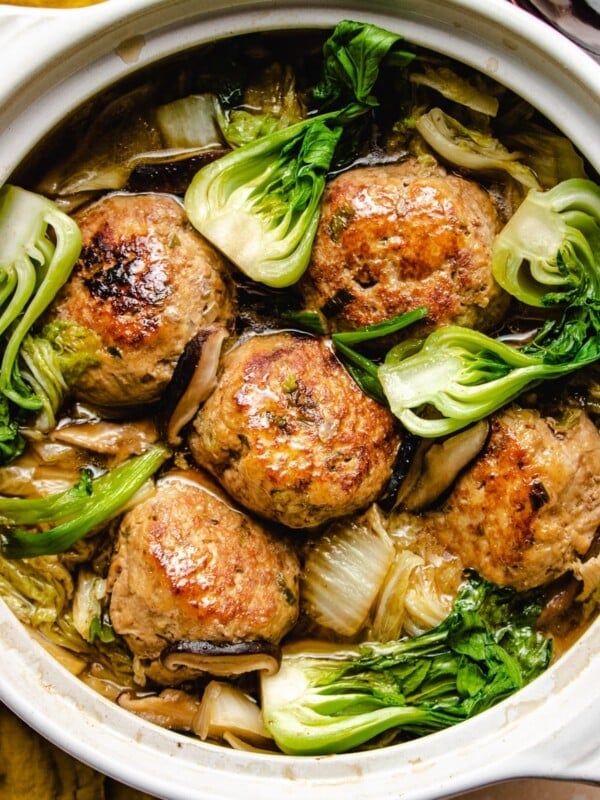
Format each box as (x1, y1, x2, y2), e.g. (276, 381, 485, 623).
(188, 332, 401, 529)
(301, 158, 508, 336)
(46, 193, 234, 406)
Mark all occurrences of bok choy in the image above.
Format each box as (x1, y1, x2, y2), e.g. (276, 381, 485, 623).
(185, 20, 414, 287)
(261, 572, 551, 755)
(0, 444, 170, 559)
(0, 185, 82, 410)
(0, 185, 98, 459)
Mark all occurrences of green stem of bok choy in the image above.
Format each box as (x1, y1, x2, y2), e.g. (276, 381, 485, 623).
(0, 186, 99, 462)
(261, 572, 551, 755)
(0, 444, 170, 559)
(185, 117, 343, 288)
(378, 326, 586, 437)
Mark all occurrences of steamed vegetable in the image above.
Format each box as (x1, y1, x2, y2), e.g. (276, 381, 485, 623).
(0, 398, 24, 465)
(0, 444, 170, 559)
(185, 118, 344, 287)
(39, 86, 226, 204)
(0, 186, 92, 460)
(219, 63, 306, 147)
(331, 307, 429, 404)
(504, 125, 587, 188)
(0, 185, 82, 409)
(301, 507, 395, 638)
(20, 321, 101, 431)
(409, 64, 499, 116)
(492, 178, 600, 309)
(185, 20, 414, 287)
(261, 573, 551, 755)
(377, 327, 587, 437)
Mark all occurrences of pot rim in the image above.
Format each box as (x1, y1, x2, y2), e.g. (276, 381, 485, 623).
(0, 0, 599, 179)
(0, 2, 598, 798)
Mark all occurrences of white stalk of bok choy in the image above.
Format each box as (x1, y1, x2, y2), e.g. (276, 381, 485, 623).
(0, 185, 99, 462)
(185, 20, 414, 287)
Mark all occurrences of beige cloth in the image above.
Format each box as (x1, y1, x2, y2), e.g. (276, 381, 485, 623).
(0, 705, 154, 800)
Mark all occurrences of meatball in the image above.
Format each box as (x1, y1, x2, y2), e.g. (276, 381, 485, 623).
(108, 470, 299, 682)
(47, 193, 233, 406)
(301, 158, 508, 335)
(188, 332, 401, 529)
(432, 406, 600, 590)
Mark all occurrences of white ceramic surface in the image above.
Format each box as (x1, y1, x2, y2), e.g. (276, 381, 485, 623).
(0, 2, 598, 799)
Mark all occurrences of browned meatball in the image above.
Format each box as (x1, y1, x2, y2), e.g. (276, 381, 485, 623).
(47, 192, 233, 406)
(188, 332, 401, 529)
(108, 470, 299, 682)
(301, 158, 508, 335)
(432, 406, 600, 590)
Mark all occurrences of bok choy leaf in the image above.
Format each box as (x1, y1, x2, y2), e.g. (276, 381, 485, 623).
(0, 185, 82, 411)
(0, 444, 170, 559)
(378, 326, 585, 437)
(261, 572, 551, 755)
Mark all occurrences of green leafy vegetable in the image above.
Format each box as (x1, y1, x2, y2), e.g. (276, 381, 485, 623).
(0, 468, 93, 527)
(186, 118, 343, 287)
(0, 185, 82, 410)
(218, 63, 306, 148)
(261, 572, 551, 755)
(0, 396, 24, 465)
(0, 444, 170, 559)
(19, 320, 101, 431)
(185, 21, 413, 287)
(409, 64, 499, 116)
(492, 178, 600, 308)
(0, 186, 92, 459)
(155, 93, 224, 149)
(313, 19, 413, 110)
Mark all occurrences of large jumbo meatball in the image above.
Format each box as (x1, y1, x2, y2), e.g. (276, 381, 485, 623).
(188, 332, 401, 529)
(301, 158, 508, 335)
(108, 470, 299, 684)
(432, 406, 600, 590)
(47, 192, 233, 406)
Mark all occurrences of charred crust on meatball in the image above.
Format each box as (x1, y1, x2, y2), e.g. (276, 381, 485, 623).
(45, 192, 235, 406)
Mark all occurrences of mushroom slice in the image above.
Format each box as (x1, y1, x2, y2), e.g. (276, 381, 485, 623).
(397, 419, 489, 511)
(52, 419, 158, 458)
(161, 640, 282, 677)
(161, 325, 229, 446)
(117, 688, 202, 731)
